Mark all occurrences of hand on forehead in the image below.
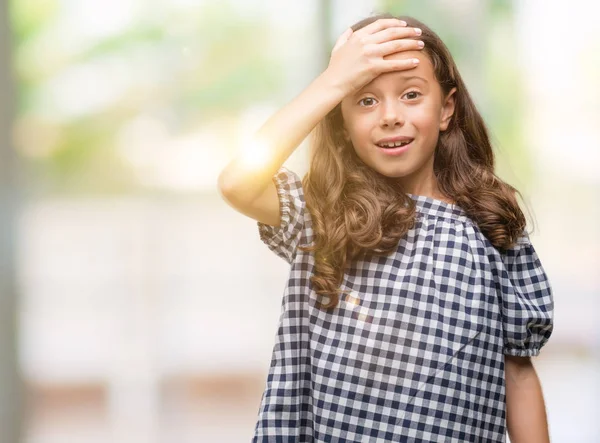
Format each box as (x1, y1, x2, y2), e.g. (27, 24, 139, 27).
(361, 51, 434, 92)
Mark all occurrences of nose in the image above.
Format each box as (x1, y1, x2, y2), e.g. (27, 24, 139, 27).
(380, 101, 405, 128)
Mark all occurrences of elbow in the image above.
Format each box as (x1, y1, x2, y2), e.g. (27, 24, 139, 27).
(217, 170, 231, 197)
(217, 171, 239, 205)
(217, 167, 241, 197)
(217, 170, 255, 207)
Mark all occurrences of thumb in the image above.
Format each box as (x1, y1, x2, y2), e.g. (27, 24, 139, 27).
(332, 28, 353, 53)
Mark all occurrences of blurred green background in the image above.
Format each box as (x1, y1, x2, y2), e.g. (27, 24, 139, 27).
(10, 0, 532, 195)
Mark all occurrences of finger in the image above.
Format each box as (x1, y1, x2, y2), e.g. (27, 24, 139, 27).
(353, 18, 407, 37)
(373, 39, 424, 57)
(369, 26, 422, 45)
(332, 28, 353, 52)
(376, 57, 420, 74)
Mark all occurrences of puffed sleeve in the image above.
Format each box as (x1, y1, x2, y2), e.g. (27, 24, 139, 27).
(257, 166, 306, 264)
(496, 232, 554, 357)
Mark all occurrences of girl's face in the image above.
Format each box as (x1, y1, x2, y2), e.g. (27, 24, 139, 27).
(340, 50, 456, 194)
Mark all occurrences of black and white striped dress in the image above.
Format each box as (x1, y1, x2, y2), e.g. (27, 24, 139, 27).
(253, 167, 554, 442)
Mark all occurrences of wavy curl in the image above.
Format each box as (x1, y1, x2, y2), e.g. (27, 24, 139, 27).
(299, 14, 530, 310)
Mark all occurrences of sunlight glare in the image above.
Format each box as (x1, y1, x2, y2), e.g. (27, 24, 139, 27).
(238, 137, 272, 171)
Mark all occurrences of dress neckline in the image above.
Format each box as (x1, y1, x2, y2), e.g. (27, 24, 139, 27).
(406, 193, 469, 221)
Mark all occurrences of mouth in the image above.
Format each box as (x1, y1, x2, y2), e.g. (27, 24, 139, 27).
(375, 139, 414, 155)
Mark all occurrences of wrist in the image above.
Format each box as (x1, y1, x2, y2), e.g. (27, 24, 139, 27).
(318, 69, 351, 102)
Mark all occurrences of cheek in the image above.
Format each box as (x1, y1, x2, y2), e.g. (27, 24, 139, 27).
(347, 117, 373, 142)
(409, 104, 441, 132)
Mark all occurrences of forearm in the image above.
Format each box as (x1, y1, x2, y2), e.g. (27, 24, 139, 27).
(218, 69, 347, 201)
(505, 356, 550, 443)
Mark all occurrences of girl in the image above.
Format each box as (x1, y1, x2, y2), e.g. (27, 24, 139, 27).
(218, 13, 553, 443)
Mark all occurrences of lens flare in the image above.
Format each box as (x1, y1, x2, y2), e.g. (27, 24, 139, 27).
(238, 137, 271, 170)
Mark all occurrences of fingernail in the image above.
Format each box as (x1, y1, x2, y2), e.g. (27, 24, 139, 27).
(413, 58, 420, 64)
(414, 28, 422, 35)
(399, 21, 407, 26)
(418, 40, 424, 48)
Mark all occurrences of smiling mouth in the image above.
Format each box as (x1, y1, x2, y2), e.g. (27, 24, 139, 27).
(375, 139, 414, 155)
(375, 139, 414, 149)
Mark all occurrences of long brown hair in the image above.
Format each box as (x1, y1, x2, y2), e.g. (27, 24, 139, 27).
(299, 14, 529, 310)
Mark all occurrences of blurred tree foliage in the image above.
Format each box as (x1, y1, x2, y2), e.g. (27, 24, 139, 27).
(379, 0, 533, 190)
(10, 0, 282, 194)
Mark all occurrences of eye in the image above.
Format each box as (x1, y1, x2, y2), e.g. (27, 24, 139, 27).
(403, 90, 422, 100)
(358, 97, 377, 107)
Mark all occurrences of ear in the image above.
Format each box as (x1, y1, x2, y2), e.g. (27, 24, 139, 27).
(439, 87, 457, 132)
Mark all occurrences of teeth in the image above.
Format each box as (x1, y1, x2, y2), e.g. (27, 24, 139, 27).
(378, 140, 411, 148)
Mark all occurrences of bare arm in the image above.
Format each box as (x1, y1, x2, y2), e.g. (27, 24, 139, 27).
(505, 355, 550, 443)
(217, 70, 348, 225)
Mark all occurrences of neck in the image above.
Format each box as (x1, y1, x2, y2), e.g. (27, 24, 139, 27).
(398, 160, 438, 196)
(398, 160, 453, 204)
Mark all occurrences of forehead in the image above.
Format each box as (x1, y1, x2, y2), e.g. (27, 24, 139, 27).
(359, 50, 436, 92)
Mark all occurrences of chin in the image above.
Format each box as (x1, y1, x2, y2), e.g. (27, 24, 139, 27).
(372, 166, 411, 179)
